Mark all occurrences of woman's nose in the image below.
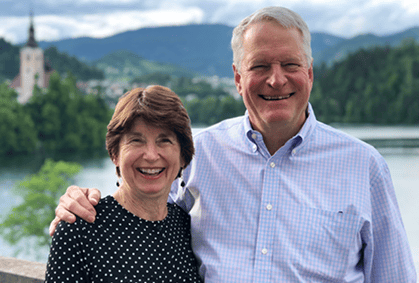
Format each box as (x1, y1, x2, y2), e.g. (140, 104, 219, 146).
(143, 143, 159, 161)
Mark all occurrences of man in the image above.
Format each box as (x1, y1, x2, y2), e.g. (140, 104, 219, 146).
(51, 6, 416, 282)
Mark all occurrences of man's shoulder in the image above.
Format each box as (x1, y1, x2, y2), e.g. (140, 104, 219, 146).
(194, 115, 245, 142)
(313, 121, 381, 156)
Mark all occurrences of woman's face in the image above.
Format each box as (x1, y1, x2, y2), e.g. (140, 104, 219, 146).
(114, 118, 184, 200)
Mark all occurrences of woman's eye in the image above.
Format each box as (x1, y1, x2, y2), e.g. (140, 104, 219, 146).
(131, 138, 144, 144)
(156, 137, 172, 144)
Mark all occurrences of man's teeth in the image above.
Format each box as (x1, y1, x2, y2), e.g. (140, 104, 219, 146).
(261, 93, 293, 100)
(138, 168, 164, 175)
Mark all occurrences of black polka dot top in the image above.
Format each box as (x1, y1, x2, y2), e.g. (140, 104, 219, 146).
(45, 195, 202, 282)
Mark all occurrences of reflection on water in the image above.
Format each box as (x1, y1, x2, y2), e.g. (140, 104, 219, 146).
(1, 126, 418, 274)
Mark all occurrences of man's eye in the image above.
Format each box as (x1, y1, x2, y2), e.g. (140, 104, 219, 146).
(252, 65, 267, 69)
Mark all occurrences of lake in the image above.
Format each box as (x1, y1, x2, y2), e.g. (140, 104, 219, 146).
(1, 126, 418, 274)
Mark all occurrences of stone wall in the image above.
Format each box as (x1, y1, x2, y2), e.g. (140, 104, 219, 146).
(0, 256, 45, 283)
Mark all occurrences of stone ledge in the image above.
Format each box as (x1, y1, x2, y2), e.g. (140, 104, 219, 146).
(0, 256, 45, 283)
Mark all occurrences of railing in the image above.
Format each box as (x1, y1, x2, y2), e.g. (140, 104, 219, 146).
(0, 256, 45, 283)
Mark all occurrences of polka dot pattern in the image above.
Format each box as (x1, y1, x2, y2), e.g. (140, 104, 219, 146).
(45, 195, 202, 282)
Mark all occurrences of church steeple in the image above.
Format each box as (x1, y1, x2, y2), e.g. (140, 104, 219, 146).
(15, 10, 46, 103)
(26, 11, 38, 48)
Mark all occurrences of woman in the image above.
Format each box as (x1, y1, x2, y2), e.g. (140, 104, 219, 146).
(45, 86, 202, 282)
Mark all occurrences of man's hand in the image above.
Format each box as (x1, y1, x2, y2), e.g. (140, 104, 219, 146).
(49, 186, 101, 236)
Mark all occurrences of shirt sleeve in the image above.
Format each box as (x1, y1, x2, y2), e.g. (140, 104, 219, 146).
(45, 220, 89, 282)
(365, 155, 417, 282)
(169, 161, 197, 212)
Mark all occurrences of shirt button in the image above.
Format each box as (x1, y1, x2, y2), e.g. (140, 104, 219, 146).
(266, 204, 272, 210)
(292, 149, 297, 155)
(253, 144, 257, 151)
(270, 162, 275, 168)
(261, 248, 268, 255)
(252, 133, 257, 139)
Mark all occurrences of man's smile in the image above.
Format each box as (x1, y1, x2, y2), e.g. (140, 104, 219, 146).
(260, 92, 295, 100)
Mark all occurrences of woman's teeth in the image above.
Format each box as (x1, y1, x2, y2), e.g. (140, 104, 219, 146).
(138, 168, 164, 175)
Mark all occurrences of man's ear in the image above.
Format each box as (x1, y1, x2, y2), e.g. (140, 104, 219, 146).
(233, 64, 243, 97)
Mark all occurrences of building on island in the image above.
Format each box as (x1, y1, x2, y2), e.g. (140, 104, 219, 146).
(10, 12, 53, 103)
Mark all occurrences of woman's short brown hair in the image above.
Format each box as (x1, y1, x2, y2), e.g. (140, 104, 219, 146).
(106, 85, 194, 177)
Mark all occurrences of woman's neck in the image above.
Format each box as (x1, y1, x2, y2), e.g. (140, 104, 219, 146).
(113, 188, 168, 221)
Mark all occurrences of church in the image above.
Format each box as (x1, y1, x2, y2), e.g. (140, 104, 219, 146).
(10, 13, 53, 103)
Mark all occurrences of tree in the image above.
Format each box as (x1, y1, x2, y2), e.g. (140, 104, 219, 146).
(0, 83, 38, 155)
(311, 41, 419, 124)
(25, 72, 110, 154)
(0, 159, 82, 258)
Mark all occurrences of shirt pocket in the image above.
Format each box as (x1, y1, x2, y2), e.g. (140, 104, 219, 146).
(275, 204, 362, 280)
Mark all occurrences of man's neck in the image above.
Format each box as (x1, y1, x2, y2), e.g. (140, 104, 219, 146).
(262, 125, 298, 155)
(253, 109, 309, 155)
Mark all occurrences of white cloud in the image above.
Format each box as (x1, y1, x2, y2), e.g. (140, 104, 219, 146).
(0, 17, 28, 44)
(0, 7, 205, 43)
(1, 0, 419, 44)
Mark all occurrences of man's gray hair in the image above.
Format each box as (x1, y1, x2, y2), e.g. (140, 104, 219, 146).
(231, 6, 313, 73)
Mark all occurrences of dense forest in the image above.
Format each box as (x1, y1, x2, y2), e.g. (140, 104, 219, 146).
(311, 39, 419, 124)
(0, 72, 111, 157)
(0, 38, 104, 82)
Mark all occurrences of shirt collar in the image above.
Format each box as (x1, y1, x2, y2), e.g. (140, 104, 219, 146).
(296, 103, 317, 148)
(244, 103, 317, 152)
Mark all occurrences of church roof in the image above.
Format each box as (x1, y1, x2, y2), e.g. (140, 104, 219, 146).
(26, 11, 38, 48)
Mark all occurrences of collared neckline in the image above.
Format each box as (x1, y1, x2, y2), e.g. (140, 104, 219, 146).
(243, 103, 317, 155)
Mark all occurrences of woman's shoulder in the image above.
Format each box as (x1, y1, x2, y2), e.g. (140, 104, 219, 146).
(55, 196, 116, 233)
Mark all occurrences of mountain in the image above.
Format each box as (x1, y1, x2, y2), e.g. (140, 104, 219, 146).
(314, 27, 419, 66)
(94, 50, 196, 81)
(39, 24, 234, 78)
(0, 38, 104, 82)
(38, 24, 419, 78)
(0, 38, 20, 81)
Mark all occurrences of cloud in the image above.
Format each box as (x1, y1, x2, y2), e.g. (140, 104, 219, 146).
(294, 0, 418, 37)
(1, 0, 419, 44)
(1, 7, 205, 44)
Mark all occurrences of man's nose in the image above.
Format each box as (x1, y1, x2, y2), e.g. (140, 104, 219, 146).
(267, 65, 287, 88)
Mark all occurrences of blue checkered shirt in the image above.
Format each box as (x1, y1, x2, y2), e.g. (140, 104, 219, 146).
(170, 104, 416, 282)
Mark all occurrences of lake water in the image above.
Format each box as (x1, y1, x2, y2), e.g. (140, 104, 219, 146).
(1, 126, 418, 275)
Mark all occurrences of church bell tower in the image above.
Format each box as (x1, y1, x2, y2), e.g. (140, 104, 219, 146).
(18, 11, 45, 103)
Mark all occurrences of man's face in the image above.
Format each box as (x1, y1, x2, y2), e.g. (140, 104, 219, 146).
(233, 21, 313, 134)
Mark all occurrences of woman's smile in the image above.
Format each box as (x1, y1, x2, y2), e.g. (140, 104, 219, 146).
(137, 167, 165, 176)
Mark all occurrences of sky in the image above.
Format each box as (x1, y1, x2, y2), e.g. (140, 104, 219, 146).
(1, 0, 419, 45)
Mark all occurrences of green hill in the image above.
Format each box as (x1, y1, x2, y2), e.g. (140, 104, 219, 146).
(0, 38, 104, 83)
(311, 39, 419, 124)
(93, 50, 196, 81)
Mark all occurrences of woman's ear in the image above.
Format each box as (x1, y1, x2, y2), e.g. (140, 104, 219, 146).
(112, 156, 119, 166)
